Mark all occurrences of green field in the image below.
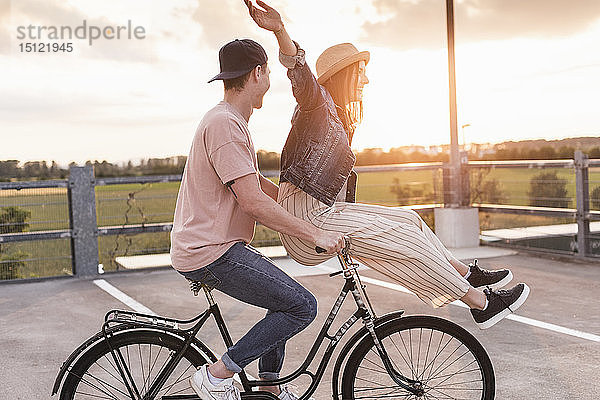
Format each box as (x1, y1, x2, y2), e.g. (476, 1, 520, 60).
(2, 167, 599, 279)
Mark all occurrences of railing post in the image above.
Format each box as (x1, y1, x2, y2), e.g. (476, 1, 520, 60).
(68, 165, 99, 277)
(442, 163, 452, 206)
(460, 150, 470, 206)
(443, 153, 469, 206)
(575, 150, 590, 257)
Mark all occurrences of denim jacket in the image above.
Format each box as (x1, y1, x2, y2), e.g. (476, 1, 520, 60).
(278, 43, 356, 207)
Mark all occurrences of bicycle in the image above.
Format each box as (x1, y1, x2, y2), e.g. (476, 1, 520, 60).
(52, 241, 495, 399)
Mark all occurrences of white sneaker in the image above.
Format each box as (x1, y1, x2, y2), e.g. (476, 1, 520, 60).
(278, 385, 314, 400)
(189, 364, 241, 400)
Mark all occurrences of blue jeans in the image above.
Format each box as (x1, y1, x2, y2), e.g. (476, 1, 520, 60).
(179, 242, 317, 379)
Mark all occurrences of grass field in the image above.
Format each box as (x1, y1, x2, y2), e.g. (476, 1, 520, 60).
(2, 166, 599, 278)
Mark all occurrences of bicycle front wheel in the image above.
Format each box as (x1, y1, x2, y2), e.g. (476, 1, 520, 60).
(342, 315, 495, 400)
(60, 329, 210, 400)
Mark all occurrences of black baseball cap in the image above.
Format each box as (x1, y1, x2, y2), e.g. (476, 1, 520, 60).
(208, 39, 268, 83)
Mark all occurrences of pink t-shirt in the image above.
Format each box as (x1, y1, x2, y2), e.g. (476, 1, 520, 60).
(170, 101, 259, 272)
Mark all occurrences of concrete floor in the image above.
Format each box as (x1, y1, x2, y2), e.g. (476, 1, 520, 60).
(1, 251, 599, 399)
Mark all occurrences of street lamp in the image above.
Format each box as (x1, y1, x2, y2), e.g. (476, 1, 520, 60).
(436, 0, 480, 249)
(446, 0, 461, 206)
(461, 123, 471, 151)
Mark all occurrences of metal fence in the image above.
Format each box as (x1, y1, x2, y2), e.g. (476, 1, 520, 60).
(466, 151, 600, 257)
(1, 152, 599, 282)
(0, 179, 71, 280)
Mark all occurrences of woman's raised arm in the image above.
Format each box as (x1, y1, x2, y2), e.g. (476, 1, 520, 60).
(244, 0, 324, 110)
(243, 0, 295, 55)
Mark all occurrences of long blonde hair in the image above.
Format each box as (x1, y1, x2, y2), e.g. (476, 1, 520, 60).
(322, 62, 363, 145)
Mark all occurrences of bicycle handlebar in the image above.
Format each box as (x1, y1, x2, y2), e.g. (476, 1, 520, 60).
(315, 236, 350, 255)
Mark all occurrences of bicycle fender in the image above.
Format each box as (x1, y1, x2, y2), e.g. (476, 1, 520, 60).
(331, 310, 404, 400)
(51, 325, 217, 396)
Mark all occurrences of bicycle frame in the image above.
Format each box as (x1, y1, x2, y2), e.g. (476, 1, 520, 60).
(94, 250, 423, 400)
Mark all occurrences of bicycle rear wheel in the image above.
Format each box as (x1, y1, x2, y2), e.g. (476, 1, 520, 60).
(60, 329, 210, 400)
(342, 316, 495, 399)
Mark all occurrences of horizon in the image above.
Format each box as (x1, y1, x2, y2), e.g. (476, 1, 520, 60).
(1, 0, 600, 166)
(4, 135, 600, 168)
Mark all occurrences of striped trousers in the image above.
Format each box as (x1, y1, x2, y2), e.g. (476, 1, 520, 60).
(277, 182, 470, 308)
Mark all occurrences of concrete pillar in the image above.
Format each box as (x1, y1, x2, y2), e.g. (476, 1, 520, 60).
(434, 207, 479, 248)
(68, 165, 99, 277)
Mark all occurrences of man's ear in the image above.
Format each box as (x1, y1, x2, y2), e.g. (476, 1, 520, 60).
(253, 65, 262, 81)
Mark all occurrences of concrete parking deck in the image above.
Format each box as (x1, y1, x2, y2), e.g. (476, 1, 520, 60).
(1, 251, 599, 399)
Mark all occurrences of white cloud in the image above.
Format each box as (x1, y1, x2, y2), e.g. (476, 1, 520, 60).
(362, 0, 600, 49)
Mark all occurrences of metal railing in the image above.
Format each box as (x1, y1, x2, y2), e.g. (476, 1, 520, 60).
(1, 151, 599, 282)
(465, 151, 600, 257)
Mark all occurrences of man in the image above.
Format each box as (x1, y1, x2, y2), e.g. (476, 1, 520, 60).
(170, 38, 344, 400)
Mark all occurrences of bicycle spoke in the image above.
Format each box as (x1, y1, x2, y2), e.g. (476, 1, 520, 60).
(424, 377, 482, 399)
(434, 379, 484, 389)
(147, 344, 153, 390)
(147, 345, 165, 382)
(365, 346, 405, 382)
(425, 381, 473, 400)
(423, 392, 451, 400)
(138, 344, 147, 394)
(389, 333, 417, 378)
(144, 347, 183, 397)
(361, 353, 388, 372)
(415, 335, 482, 398)
(94, 358, 126, 389)
(83, 369, 130, 399)
(70, 371, 122, 399)
(116, 346, 140, 398)
(420, 333, 454, 381)
(425, 348, 471, 385)
(354, 385, 403, 392)
(383, 335, 406, 377)
(425, 361, 479, 389)
(87, 370, 125, 399)
(408, 327, 414, 374)
(159, 362, 195, 396)
(397, 331, 419, 378)
(358, 363, 388, 375)
(419, 329, 434, 382)
(101, 354, 120, 379)
(416, 328, 422, 378)
(354, 375, 392, 387)
(353, 392, 414, 399)
(425, 365, 480, 383)
(125, 345, 131, 374)
(74, 391, 119, 400)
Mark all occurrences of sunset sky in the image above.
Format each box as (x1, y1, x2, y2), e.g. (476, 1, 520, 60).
(1, 0, 600, 165)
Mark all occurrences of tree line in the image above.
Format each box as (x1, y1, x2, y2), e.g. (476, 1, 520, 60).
(2, 138, 600, 181)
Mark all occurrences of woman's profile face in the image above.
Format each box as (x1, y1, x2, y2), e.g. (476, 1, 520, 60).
(354, 60, 369, 101)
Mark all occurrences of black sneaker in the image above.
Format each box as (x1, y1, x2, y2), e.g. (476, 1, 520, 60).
(466, 259, 513, 290)
(471, 283, 530, 329)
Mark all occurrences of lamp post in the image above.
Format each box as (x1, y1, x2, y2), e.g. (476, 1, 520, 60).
(434, 0, 480, 249)
(445, 0, 461, 206)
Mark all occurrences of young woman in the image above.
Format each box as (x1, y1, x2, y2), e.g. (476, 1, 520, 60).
(245, 0, 529, 329)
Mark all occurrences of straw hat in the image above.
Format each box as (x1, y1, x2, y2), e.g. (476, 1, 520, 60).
(316, 43, 370, 85)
